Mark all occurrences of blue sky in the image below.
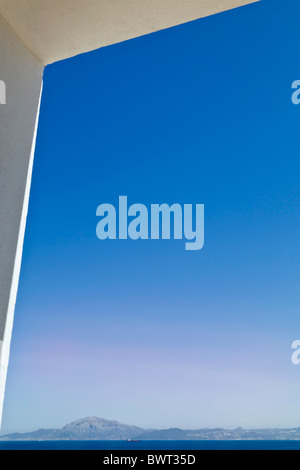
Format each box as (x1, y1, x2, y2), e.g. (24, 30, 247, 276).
(2, 0, 300, 433)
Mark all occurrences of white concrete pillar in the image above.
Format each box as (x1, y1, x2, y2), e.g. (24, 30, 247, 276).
(0, 14, 44, 427)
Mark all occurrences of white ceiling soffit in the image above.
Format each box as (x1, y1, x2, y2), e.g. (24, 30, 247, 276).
(0, 0, 259, 65)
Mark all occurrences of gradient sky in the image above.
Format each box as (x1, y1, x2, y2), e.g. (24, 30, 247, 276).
(2, 0, 300, 434)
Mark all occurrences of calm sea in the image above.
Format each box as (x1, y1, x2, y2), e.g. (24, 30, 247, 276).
(0, 440, 300, 450)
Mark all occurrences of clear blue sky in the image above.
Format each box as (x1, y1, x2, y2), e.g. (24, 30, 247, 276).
(2, 0, 300, 434)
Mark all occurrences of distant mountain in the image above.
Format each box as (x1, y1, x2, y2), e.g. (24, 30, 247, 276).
(137, 427, 300, 440)
(0, 417, 145, 441)
(1, 417, 300, 441)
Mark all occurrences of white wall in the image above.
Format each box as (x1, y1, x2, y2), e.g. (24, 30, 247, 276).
(0, 0, 259, 64)
(0, 14, 43, 427)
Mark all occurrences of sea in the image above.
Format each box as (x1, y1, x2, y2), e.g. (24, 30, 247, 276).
(1, 440, 300, 450)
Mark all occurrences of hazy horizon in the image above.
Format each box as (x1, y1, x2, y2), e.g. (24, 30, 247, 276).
(3, 414, 300, 438)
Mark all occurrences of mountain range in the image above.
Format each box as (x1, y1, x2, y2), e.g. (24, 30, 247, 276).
(1, 417, 300, 441)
